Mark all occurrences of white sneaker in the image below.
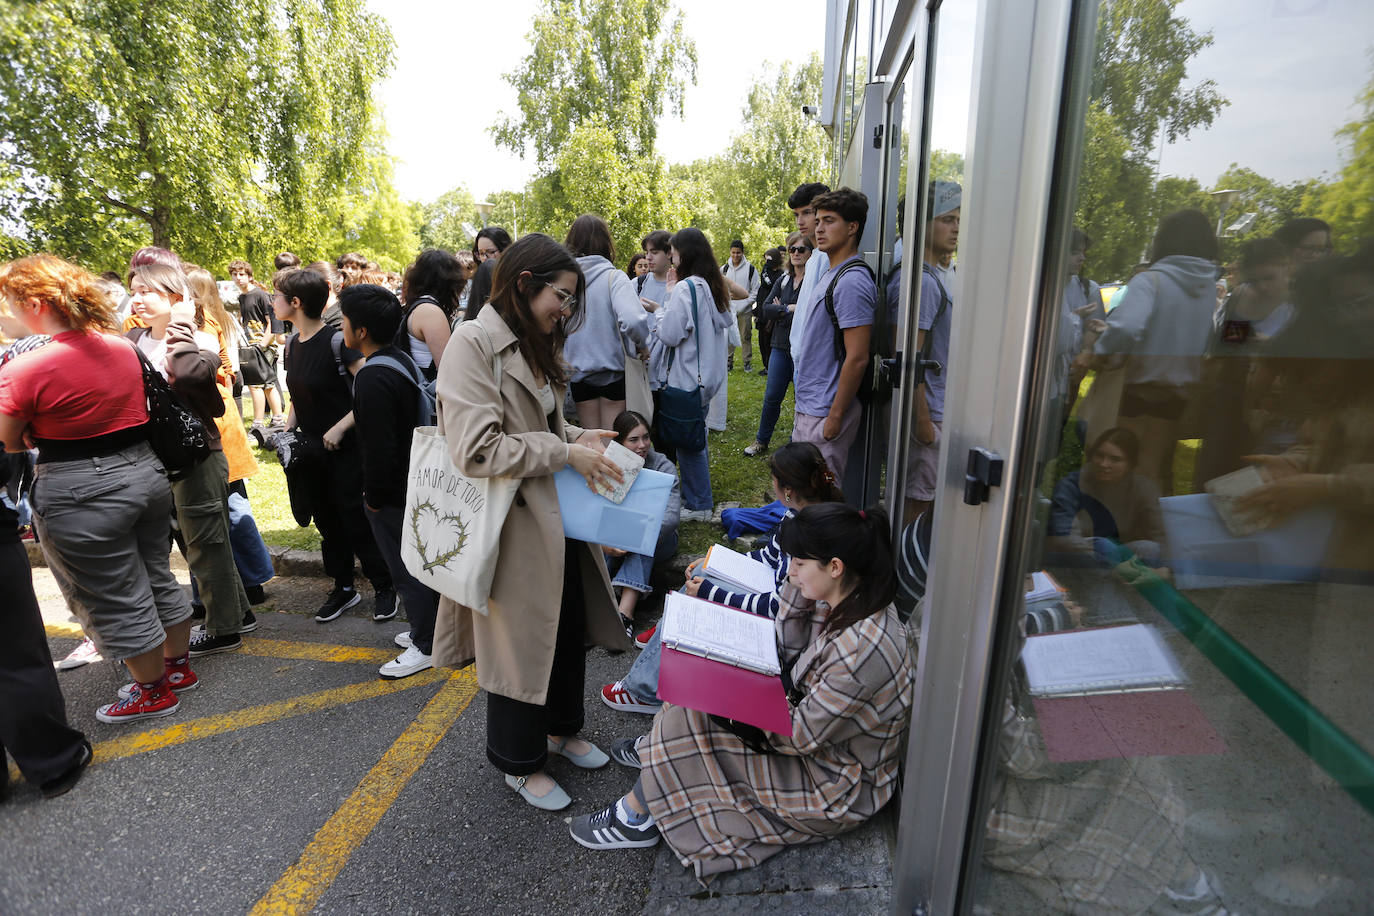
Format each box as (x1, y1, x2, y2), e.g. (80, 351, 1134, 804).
(680, 508, 713, 523)
(56, 637, 102, 670)
(394, 630, 413, 649)
(379, 645, 433, 680)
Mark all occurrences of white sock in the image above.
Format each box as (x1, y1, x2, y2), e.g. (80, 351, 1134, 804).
(617, 796, 653, 828)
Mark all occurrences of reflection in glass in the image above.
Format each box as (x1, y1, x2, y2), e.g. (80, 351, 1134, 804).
(968, 0, 1374, 912)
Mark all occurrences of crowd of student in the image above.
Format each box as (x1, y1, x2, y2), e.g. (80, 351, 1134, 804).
(3, 157, 1365, 892)
(0, 188, 921, 877)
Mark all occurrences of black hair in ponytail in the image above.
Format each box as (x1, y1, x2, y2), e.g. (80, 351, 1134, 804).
(778, 504, 896, 633)
(769, 442, 843, 505)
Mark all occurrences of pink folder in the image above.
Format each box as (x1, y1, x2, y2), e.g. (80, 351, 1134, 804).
(658, 646, 794, 735)
(1032, 690, 1227, 763)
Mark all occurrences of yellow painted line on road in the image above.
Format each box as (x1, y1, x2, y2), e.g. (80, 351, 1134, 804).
(92, 668, 450, 763)
(44, 626, 397, 665)
(240, 637, 396, 665)
(250, 671, 478, 915)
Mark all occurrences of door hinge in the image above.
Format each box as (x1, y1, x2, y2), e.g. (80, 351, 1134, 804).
(963, 447, 1004, 506)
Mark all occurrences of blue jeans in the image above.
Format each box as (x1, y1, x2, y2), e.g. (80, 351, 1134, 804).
(754, 349, 794, 447)
(678, 445, 711, 510)
(228, 482, 275, 587)
(621, 627, 664, 707)
(609, 528, 679, 593)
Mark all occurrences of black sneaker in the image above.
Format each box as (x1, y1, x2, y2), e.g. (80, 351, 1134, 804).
(316, 587, 360, 623)
(40, 740, 92, 799)
(188, 630, 242, 657)
(190, 602, 206, 622)
(610, 735, 646, 769)
(239, 609, 258, 633)
(569, 800, 660, 850)
(244, 583, 267, 605)
(372, 587, 397, 622)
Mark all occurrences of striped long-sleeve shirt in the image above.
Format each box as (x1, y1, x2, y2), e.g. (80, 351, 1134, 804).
(698, 509, 794, 618)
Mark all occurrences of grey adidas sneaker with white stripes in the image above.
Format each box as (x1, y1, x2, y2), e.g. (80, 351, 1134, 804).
(569, 799, 660, 850)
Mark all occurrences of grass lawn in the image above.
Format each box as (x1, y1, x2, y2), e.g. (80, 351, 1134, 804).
(244, 363, 792, 561)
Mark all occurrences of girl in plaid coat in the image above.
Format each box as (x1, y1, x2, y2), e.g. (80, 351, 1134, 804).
(570, 504, 915, 879)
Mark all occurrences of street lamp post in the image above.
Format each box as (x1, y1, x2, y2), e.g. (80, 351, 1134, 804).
(1210, 189, 1240, 239)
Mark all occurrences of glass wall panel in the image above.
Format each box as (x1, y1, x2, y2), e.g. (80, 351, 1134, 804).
(864, 58, 914, 509)
(965, 1, 1374, 912)
(901, 0, 975, 528)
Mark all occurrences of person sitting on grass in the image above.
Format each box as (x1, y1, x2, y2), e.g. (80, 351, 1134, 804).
(599, 442, 843, 715)
(600, 410, 680, 637)
(570, 503, 914, 881)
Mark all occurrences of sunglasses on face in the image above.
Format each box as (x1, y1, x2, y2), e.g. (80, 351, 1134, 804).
(788, 246, 810, 254)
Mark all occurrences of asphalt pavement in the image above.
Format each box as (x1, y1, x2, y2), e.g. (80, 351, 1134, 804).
(3, 560, 894, 915)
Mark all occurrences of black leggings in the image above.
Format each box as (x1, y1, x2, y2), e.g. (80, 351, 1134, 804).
(485, 542, 588, 776)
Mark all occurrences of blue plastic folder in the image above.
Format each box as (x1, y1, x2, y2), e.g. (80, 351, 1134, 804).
(554, 466, 673, 555)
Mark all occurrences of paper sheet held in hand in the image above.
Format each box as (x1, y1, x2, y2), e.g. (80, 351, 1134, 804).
(1204, 465, 1271, 536)
(659, 591, 781, 676)
(590, 440, 644, 503)
(1021, 623, 1185, 696)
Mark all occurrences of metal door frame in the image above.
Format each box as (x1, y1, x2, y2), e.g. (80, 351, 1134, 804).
(888, 0, 1078, 912)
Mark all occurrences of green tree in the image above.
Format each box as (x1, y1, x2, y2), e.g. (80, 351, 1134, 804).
(1074, 0, 1229, 280)
(420, 186, 482, 253)
(492, 0, 697, 164)
(319, 145, 422, 273)
(1317, 67, 1374, 245)
(929, 150, 965, 185)
(509, 118, 698, 262)
(1091, 0, 1226, 151)
(675, 56, 830, 259)
(0, 0, 397, 275)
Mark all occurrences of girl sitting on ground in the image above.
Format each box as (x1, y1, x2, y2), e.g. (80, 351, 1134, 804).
(600, 410, 680, 635)
(599, 441, 844, 715)
(570, 503, 915, 880)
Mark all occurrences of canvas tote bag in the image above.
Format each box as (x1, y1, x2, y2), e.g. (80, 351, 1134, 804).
(401, 323, 519, 615)
(614, 271, 655, 424)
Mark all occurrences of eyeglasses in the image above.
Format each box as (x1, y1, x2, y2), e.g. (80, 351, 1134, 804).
(545, 283, 577, 313)
(788, 246, 810, 254)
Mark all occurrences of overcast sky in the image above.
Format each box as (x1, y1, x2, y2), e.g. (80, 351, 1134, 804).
(370, 0, 1370, 205)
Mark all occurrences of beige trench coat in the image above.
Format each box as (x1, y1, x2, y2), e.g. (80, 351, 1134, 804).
(430, 305, 631, 704)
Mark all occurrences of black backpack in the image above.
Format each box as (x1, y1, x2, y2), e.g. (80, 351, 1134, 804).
(722, 262, 756, 286)
(821, 258, 890, 406)
(916, 263, 952, 389)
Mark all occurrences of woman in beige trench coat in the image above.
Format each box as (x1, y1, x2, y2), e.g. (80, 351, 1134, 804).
(432, 234, 633, 810)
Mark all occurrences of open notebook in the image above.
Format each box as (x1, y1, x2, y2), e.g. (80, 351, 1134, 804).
(659, 591, 781, 676)
(1021, 623, 1185, 696)
(700, 544, 776, 594)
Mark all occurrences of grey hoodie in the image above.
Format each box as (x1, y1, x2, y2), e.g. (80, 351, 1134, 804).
(1095, 255, 1218, 387)
(654, 276, 733, 399)
(564, 255, 652, 384)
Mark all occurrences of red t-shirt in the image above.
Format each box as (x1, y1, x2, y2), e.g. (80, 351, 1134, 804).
(0, 330, 147, 440)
